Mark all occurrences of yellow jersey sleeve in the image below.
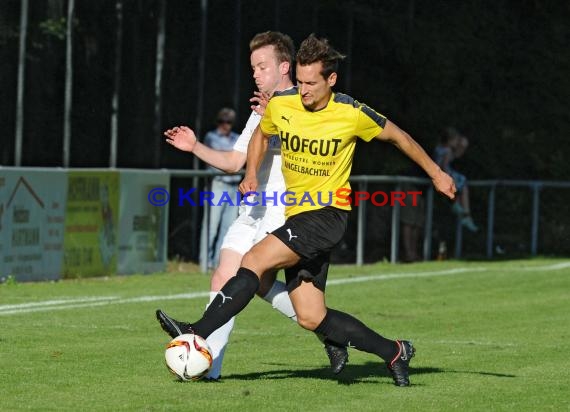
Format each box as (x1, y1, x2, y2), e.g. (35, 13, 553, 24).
(354, 101, 386, 142)
(260, 99, 277, 136)
(257, 90, 389, 217)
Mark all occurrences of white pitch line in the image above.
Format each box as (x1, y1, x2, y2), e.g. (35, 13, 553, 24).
(327, 267, 487, 285)
(520, 261, 570, 271)
(0, 292, 210, 316)
(1, 262, 568, 316)
(1, 268, 478, 315)
(0, 296, 119, 311)
(431, 339, 518, 347)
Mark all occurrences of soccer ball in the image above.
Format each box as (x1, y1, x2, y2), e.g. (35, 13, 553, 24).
(164, 334, 213, 381)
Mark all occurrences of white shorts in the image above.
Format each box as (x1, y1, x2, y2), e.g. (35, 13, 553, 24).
(220, 201, 285, 256)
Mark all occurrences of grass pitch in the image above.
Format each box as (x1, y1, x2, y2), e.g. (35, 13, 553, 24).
(1, 259, 568, 411)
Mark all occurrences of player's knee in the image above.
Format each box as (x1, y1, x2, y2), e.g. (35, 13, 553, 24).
(296, 314, 320, 331)
(241, 250, 265, 272)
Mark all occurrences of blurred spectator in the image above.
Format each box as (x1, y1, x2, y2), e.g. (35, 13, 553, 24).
(202, 107, 241, 269)
(433, 127, 478, 232)
(399, 165, 426, 262)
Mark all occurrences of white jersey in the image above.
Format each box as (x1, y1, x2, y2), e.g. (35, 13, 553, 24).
(221, 110, 286, 255)
(233, 111, 285, 199)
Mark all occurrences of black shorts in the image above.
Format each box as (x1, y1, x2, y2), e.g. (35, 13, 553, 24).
(271, 207, 349, 292)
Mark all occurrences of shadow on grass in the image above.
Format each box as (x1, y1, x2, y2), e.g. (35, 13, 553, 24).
(445, 369, 516, 378)
(218, 362, 515, 385)
(218, 362, 433, 385)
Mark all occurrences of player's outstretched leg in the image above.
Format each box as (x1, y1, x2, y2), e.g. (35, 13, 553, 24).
(155, 309, 194, 338)
(156, 267, 260, 341)
(314, 308, 415, 386)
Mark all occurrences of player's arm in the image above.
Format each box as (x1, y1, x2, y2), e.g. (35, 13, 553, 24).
(239, 125, 269, 194)
(376, 120, 456, 199)
(192, 143, 246, 173)
(164, 125, 246, 173)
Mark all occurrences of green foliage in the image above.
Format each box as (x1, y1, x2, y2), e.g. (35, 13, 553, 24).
(1, 259, 568, 411)
(349, 1, 570, 180)
(2, 0, 568, 179)
(1, 274, 18, 285)
(39, 18, 67, 40)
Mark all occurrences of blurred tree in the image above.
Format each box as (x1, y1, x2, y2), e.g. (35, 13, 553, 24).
(1, 0, 569, 259)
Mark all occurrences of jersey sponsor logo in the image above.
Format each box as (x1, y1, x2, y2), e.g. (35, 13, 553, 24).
(279, 131, 341, 157)
(281, 115, 292, 124)
(283, 161, 331, 176)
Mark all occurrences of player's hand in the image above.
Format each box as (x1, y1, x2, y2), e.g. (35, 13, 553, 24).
(164, 126, 197, 152)
(432, 169, 456, 199)
(250, 91, 271, 116)
(239, 174, 258, 194)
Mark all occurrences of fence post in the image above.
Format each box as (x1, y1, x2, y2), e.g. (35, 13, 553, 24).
(356, 180, 367, 266)
(15, 0, 29, 166)
(423, 186, 434, 261)
(390, 183, 401, 263)
(63, 0, 75, 167)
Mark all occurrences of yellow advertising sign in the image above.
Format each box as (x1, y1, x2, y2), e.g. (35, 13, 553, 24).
(63, 171, 119, 278)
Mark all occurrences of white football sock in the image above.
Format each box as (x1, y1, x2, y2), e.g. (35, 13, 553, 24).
(262, 280, 297, 321)
(205, 292, 235, 379)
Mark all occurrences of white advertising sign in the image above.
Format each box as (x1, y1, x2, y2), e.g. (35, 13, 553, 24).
(0, 169, 67, 281)
(118, 170, 169, 274)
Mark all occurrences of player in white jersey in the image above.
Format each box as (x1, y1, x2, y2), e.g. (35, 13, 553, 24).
(162, 31, 348, 380)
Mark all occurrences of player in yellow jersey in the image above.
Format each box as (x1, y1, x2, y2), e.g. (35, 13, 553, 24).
(157, 34, 456, 386)
(158, 31, 348, 379)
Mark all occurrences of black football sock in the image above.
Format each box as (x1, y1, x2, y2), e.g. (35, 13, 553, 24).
(314, 308, 399, 362)
(192, 268, 260, 338)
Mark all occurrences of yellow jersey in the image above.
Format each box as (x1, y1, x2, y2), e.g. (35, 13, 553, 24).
(260, 88, 387, 217)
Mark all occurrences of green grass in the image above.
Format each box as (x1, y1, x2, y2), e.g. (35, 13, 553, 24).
(1, 259, 569, 411)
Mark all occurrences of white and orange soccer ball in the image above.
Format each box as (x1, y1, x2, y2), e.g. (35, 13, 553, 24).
(164, 334, 213, 381)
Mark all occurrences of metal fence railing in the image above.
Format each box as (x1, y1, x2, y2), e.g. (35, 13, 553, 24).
(168, 171, 570, 267)
(459, 179, 570, 260)
(2, 166, 566, 279)
(350, 177, 570, 264)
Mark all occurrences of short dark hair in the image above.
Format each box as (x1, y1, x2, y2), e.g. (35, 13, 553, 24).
(296, 34, 346, 79)
(249, 31, 295, 69)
